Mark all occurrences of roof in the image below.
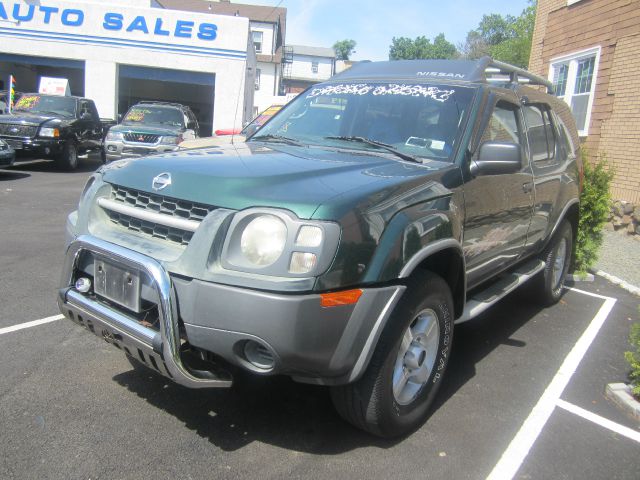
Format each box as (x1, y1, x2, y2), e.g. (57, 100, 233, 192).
(331, 57, 553, 92)
(156, 0, 286, 62)
(290, 45, 335, 58)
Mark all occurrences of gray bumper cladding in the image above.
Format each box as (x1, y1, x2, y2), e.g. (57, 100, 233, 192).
(57, 235, 232, 389)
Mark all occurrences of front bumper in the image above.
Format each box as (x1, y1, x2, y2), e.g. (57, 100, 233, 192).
(58, 235, 405, 388)
(105, 140, 179, 161)
(0, 136, 64, 157)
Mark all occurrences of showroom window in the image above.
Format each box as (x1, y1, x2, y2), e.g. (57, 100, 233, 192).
(252, 30, 263, 53)
(255, 68, 261, 91)
(311, 61, 319, 74)
(549, 47, 600, 136)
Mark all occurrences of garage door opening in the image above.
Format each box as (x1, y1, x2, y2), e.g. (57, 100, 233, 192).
(118, 65, 215, 136)
(0, 53, 84, 97)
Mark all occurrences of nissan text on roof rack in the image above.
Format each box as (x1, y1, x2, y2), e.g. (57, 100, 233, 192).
(58, 57, 581, 437)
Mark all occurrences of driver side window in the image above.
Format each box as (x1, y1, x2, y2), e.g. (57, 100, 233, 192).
(480, 100, 522, 145)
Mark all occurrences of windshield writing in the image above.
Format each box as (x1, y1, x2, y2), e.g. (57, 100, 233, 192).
(253, 82, 474, 162)
(123, 107, 184, 127)
(14, 95, 76, 117)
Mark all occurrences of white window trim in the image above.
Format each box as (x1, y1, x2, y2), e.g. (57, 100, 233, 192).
(567, 0, 583, 5)
(548, 46, 601, 137)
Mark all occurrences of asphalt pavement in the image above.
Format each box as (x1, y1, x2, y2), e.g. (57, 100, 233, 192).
(1, 156, 638, 480)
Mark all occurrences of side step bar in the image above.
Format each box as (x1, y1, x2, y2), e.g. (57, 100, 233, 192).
(456, 259, 545, 324)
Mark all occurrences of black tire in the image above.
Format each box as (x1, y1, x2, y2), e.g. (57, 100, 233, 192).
(56, 141, 78, 171)
(330, 271, 454, 437)
(533, 220, 573, 306)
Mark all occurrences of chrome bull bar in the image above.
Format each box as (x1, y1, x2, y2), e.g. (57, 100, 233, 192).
(58, 234, 231, 389)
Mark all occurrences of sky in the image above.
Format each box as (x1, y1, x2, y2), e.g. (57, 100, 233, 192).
(242, 0, 532, 61)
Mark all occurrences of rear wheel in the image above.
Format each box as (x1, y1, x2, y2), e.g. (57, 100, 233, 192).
(533, 220, 573, 306)
(55, 141, 78, 171)
(330, 271, 454, 437)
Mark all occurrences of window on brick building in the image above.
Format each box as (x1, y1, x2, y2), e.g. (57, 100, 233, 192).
(549, 47, 600, 136)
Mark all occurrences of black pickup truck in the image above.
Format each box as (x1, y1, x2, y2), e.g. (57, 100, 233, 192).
(58, 58, 582, 437)
(0, 93, 114, 170)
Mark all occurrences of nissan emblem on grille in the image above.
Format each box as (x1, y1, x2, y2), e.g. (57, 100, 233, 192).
(152, 172, 172, 191)
(138, 135, 145, 141)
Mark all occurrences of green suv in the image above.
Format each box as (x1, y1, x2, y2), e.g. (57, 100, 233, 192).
(58, 58, 581, 437)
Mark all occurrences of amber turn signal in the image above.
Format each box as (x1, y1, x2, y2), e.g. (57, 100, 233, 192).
(320, 289, 363, 308)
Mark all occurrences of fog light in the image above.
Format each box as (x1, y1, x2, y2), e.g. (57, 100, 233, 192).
(243, 340, 275, 370)
(107, 145, 117, 152)
(75, 277, 92, 293)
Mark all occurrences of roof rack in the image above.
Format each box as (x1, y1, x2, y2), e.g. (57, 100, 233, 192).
(479, 57, 554, 94)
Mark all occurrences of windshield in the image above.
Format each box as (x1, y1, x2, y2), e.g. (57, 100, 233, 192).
(122, 106, 184, 127)
(13, 94, 77, 117)
(251, 82, 475, 162)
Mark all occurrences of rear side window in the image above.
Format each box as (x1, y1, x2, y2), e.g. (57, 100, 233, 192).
(524, 105, 557, 162)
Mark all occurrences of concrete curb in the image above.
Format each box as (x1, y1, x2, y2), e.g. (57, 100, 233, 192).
(591, 269, 640, 297)
(605, 383, 640, 421)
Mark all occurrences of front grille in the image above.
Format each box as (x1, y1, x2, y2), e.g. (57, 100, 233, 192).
(111, 186, 213, 222)
(124, 133, 160, 143)
(105, 210, 195, 245)
(103, 185, 216, 246)
(0, 124, 38, 138)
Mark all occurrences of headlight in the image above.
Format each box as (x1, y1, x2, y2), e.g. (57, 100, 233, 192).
(221, 209, 340, 278)
(160, 135, 182, 145)
(105, 131, 123, 141)
(39, 127, 59, 137)
(240, 215, 287, 266)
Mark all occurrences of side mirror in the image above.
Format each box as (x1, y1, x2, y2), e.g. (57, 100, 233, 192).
(81, 112, 92, 121)
(117, 113, 123, 123)
(470, 141, 522, 176)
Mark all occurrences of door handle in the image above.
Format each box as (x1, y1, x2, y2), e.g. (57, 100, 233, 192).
(522, 182, 533, 193)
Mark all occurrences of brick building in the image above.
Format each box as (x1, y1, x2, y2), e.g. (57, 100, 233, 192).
(529, 0, 640, 203)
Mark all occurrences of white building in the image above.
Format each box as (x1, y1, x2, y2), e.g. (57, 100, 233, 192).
(159, 0, 289, 116)
(0, 0, 257, 135)
(282, 45, 335, 95)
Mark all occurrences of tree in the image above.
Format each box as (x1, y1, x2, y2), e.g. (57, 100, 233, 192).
(389, 33, 457, 60)
(333, 39, 356, 60)
(459, 1, 537, 67)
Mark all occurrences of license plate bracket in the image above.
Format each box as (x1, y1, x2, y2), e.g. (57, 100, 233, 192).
(94, 259, 141, 313)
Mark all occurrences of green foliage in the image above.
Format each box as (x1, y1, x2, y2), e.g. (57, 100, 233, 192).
(389, 33, 458, 60)
(459, 0, 537, 67)
(333, 39, 357, 61)
(575, 151, 614, 273)
(624, 319, 640, 398)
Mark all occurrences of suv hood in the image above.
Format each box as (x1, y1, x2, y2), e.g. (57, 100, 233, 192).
(100, 143, 456, 220)
(111, 123, 183, 136)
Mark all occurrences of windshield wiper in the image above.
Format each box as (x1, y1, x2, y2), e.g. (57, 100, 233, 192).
(251, 134, 305, 146)
(325, 136, 421, 163)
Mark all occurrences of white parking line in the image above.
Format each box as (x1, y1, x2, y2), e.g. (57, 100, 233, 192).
(0, 314, 64, 336)
(556, 399, 640, 443)
(486, 289, 617, 480)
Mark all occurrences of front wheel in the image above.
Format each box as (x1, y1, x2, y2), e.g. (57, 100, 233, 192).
(533, 220, 573, 306)
(331, 271, 454, 437)
(55, 141, 78, 171)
